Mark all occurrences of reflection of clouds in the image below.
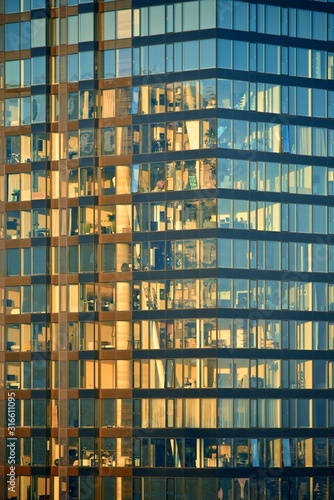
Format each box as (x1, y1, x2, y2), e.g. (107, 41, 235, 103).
(102, 129, 115, 155)
(80, 131, 94, 155)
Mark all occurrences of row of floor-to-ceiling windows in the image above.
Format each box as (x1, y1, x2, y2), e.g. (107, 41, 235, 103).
(5, 318, 334, 352)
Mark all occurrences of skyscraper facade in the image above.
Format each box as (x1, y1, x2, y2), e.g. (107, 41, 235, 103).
(1, 0, 334, 498)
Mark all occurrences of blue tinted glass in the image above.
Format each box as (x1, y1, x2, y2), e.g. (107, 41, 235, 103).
(131, 165, 139, 192)
(79, 13, 94, 42)
(166, 4, 173, 32)
(266, 45, 280, 74)
(166, 44, 173, 72)
(21, 96, 31, 124)
(32, 95, 46, 123)
(200, 39, 215, 69)
(31, 18, 45, 48)
(218, 0, 232, 29)
(140, 46, 148, 75)
(22, 0, 30, 11)
(5, 0, 19, 13)
(21, 21, 31, 50)
(174, 43, 182, 72)
(103, 50, 115, 79)
(103, 11, 115, 41)
(234, 41, 248, 71)
(297, 9, 311, 39)
(200, 0, 216, 29)
(329, 14, 334, 41)
(313, 11, 326, 40)
(131, 88, 139, 115)
(312, 89, 326, 118)
(183, 1, 199, 31)
(218, 39, 231, 69)
(79, 51, 94, 80)
(5, 60, 20, 88)
(183, 41, 198, 71)
(33, 247, 46, 275)
(5, 98, 19, 126)
(149, 5, 165, 35)
(149, 45, 165, 73)
(32, 285, 46, 313)
(234, 2, 248, 31)
(68, 54, 79, 82)
(282, 126, 290, 153)
(31, 56, 46, 85)
(6, 23, 20, 51)
(297, 48, 310, 77)
(132, 47, 140, 76)
(31, 0, 46, 8)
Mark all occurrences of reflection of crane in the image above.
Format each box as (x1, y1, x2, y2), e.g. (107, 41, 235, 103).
(297, 370, 305, 389)
(8, 153, 20, 163)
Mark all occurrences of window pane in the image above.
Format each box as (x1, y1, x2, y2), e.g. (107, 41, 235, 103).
(116, 48, 132, 77)
(183, 41, 198, 71)
(149, 45, 165, 74)
(79, 13, 94, 42)
(6, 23, 20, 51)
(31, 18, 46, 48)
(200, 39, 215, 69)
(234, 41, 248, 71)
(102, 50, 115, 79)
(149, 6, 165, 35)
(31, 57, 46, 85)
(218, 39, 231, 69)
(68, 16, 78, 44)
(183, 1, 199, 31)
(79, 51, 94, 80)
